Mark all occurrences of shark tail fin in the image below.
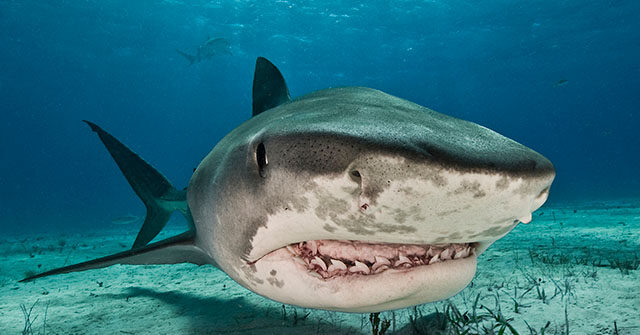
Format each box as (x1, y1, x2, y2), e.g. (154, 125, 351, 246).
(176, 49, 196, 65)
(82, 120, 190, 249)
(20, 232, 210, 282)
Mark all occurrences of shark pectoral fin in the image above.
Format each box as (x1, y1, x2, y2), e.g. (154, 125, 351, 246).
(83, 120, 190, 249)
(176, 49, 196, 65)
(19, 232, 210, 283)
(252, 57, 291, 116)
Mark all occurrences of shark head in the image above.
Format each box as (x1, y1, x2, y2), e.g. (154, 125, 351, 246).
(187, 58, 555, 312)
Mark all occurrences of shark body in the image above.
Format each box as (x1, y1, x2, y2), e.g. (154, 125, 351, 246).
(22, 57, 555, 313)
(176, 37, 231, 65)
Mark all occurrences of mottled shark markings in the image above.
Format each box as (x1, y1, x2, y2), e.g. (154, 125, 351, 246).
(469, 224, 517, 240)
(313, 189, 350, 221)
(267, 271, 285, 288)
(331, 212, 418, 236)
(21, 57, 555, 313)
(495, 176, 511, 190)
(453, 180, 487, 198)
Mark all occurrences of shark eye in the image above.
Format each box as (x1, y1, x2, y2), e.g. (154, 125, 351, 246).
(256, 142, 268, 177)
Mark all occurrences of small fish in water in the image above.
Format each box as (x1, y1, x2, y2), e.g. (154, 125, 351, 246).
(176, 37, 231, 65)
(554, 79, 568, 86)
(111, 215, 142, 225)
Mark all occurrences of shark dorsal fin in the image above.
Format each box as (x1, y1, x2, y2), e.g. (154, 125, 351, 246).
(252, 57, 291, 117)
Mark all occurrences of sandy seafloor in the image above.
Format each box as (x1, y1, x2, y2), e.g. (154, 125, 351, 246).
(0, 200, 638, 334)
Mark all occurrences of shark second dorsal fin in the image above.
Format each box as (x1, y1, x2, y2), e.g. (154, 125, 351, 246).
(252, 57, 291, 117)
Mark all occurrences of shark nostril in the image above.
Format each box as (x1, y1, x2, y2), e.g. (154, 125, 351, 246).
(350, 170, 363, 184)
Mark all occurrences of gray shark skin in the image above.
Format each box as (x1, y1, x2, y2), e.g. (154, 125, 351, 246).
(21, 57, 555, 313)
(176, 37, 231, 65)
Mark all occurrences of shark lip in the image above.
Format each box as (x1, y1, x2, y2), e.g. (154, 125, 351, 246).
(260, 239, 478, 279)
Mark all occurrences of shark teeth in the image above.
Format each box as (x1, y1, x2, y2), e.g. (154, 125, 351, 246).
(440, 249, 451, 261)
(310, 256, 327, 271)
(394, 255, 412, 267)
(289, 240, 476, 279)
(286, 245, 296, 254)
(349, 261, 370, 274)
(372, 256, 391, 271)
(373, 265, 390, 274)
(328, 259, 347, 272)
(307, 240, 319, 255)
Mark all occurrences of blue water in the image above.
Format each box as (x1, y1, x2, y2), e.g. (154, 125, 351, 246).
(1, 0, 639, 234)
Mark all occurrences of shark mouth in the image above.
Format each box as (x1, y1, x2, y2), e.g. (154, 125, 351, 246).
(282, 240, 477, 279)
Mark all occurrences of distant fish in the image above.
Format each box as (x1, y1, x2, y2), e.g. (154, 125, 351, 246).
(111, 215, 142, 225)
(176, 37, 232, 65)
(554, 79, 568, 87)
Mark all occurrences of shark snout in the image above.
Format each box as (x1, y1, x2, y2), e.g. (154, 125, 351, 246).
(326, 147, 555, 246)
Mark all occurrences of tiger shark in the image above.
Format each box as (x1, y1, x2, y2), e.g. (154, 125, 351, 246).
(176, 37, 231, 65)
(21, 57, 555, 313)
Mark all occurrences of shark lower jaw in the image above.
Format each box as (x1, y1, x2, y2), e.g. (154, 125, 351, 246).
(247, 239, 482, 312)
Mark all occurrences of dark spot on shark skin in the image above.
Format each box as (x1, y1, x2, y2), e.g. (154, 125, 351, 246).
(362, 183, 385, 206)
(331, 214, 374, 235)
(394, 205, 424, 224)
(436, 204, 471, 217)
(289, 194, 311, 213)
(428, 170, 448, 187)
(495, 176, 510, 190)
(240, 264, 264, 285)
(267, 277, 285, 288)
(436, 208, 459, 217)
(270, 269, 277, 276)
(447, 232, 462, 240)
(391, 208, 409, 224)
(323, 224, 337, 232)
(413, 213, 427, 222)
(469, 224, 514, 239)
(397, 186, 415, 196)
(514, 176, 549, 198)
(314, 190, 350, 221)
(453, 180, 486, 198)
(433, 236, 446, 243)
